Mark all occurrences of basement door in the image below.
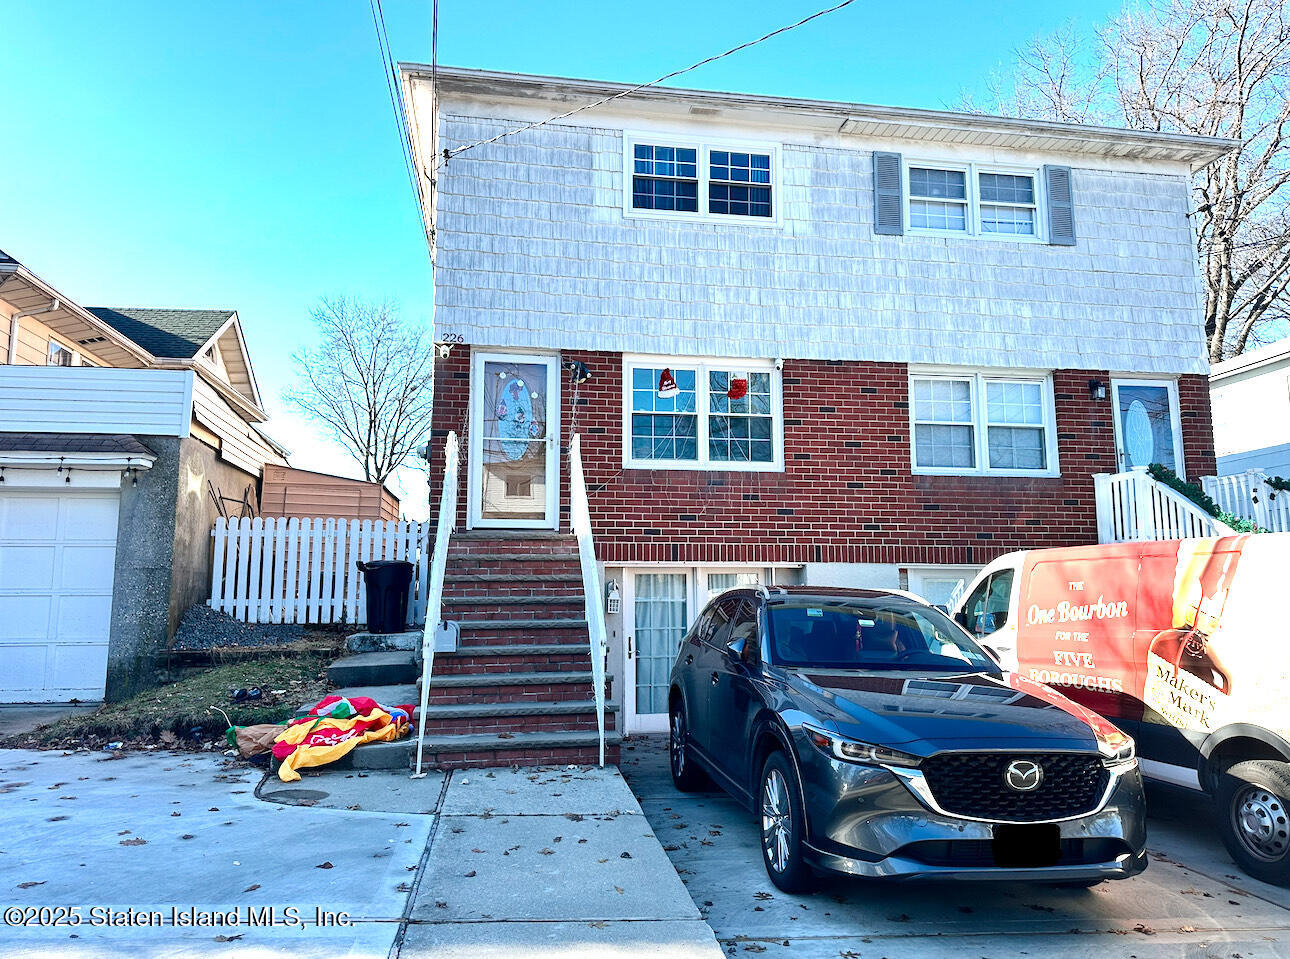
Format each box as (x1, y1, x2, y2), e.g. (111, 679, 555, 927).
(622, 567, 765, 734)
(468, 352, 560, 530)
(0, 490, 118, 703)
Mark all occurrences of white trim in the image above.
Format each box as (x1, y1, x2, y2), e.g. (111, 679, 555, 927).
(467, 350, 561, 530)
(622, 131, 783, 228)
(903, 157, 1046, 243)
(1110, 377, 1186, 479)
(908, 367, 1060, 478)
(621, 353, 784, 472)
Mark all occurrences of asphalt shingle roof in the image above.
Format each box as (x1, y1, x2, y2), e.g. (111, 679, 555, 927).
(87, 306, 235, 359)
(0, 433, 156, 456)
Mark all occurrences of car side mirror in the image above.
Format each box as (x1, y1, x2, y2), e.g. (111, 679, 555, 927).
(725, 636, 748, 663)
(953, 610, 969, 628)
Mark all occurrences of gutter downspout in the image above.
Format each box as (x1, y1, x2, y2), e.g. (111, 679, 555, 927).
(8, 298, 60, 364)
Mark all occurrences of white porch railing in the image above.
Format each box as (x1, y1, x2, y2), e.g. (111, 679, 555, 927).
(569, 434, 609, 767)
(1094, 468, 1236, 543)
(1202, 470, 1290, 533)
(414, 431, 459, 778)
(209, 516, 431, 625)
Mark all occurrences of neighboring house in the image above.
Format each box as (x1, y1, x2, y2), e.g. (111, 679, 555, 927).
(0, 249, 286, 703)
(260, 464, 401, 521)
(399, 66, 1233, 744)
(1210, 338, 1290, 477)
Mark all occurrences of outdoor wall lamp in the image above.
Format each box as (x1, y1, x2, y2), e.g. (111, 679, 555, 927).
(1089, 379, 1108, 401)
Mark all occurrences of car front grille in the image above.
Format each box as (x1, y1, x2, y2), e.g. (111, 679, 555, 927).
(919, 752, 1109, 822)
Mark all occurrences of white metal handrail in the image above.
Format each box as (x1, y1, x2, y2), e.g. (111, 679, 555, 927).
(413, 430, 459, 778)
(568, 434, 609, 767)
(1094, 467, 1236, 543)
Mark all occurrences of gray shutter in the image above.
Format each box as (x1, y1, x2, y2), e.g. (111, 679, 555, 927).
(1044, 164, 1076, 246)
(872, 151, 904, 236)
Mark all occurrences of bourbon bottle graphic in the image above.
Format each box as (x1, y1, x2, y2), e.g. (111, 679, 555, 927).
(1145, 547, 1237, 732)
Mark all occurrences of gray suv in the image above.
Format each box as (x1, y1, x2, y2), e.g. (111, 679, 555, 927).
(667, 586, 1148, 891)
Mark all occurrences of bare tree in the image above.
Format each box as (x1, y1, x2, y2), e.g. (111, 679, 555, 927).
(287, 297, 435, 484)
(973, 1, 1290, 360)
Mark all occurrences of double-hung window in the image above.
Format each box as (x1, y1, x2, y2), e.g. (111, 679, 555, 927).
(905, 161, 1041, 240)
(910, 370, 1057, 476)
(628, 136, 776, 222)
(624, 357, 782, 471)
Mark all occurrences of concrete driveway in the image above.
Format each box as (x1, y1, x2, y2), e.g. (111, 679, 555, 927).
(620, 735, 1290, 958)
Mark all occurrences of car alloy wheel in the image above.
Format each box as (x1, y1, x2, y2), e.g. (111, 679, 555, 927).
(670, 709, 687, 779)
(762, 767, 792, 874)
(1231, 783, 1290, 863)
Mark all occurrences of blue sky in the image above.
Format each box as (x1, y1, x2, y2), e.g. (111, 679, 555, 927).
(1, 0, 1122, 513)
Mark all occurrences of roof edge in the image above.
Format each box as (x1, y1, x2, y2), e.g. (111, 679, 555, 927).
(401, 64, 1238, 164)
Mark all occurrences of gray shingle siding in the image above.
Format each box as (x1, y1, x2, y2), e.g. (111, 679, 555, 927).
(433, 115, 1209, 375)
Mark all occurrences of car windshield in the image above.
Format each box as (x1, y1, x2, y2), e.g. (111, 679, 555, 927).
(766, 600, 1000, 672)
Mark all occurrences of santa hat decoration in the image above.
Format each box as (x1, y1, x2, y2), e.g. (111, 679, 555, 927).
(727, 376, 749, 401)
(657, 368, 679, 398)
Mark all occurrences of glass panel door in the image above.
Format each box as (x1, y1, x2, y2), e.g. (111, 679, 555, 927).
(470, 353, 559, 528)
(1112, 379, 1183, 476)
(628, 572, 688, 733)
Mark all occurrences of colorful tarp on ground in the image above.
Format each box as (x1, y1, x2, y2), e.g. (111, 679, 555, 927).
(272, 695, 414, 782)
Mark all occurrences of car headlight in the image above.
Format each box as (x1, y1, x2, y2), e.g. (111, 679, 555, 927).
(1096, 730, 1137, 769)
(802, 723, 922, 769)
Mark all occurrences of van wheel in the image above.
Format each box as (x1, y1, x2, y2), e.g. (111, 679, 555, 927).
(669, 700, 706, 792)
(759, 751, 815, 893)
(1216, 760, 1290, 886)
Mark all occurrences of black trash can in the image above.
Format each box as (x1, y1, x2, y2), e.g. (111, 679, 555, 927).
(358, 560, 414, 634)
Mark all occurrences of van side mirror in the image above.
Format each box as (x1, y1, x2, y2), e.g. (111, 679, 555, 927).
(953, 610, 970, 628)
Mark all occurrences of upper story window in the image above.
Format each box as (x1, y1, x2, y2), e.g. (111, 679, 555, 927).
(623, 356, 782, 471)
(627, 135, 777, 224)
(910, 369, 1058, 477)
(906, 162, 1041, 240)
(47, 340, 76, 367)
(874, 152, 1074, 244)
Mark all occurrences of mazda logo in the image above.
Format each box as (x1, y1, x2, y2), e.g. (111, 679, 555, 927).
(1004, 759, 1043, 792)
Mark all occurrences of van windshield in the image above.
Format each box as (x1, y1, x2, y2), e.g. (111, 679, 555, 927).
(766, 601, 1000, 672)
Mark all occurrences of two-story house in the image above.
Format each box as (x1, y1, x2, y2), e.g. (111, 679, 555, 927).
(398, 66, 1234, 758)
(0, 249, 287, 703)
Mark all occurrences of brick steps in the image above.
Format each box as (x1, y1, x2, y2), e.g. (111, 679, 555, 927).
(432, 643, 590, 674)
(418, 700, 618, 735)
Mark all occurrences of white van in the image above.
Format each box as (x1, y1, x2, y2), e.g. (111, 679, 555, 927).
(952, 534, 1290, 885)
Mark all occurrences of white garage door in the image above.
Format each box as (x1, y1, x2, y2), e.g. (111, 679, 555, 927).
(0, 490, 119, 703)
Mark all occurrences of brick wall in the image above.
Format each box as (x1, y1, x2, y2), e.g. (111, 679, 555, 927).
(430, 349, 1217, 567)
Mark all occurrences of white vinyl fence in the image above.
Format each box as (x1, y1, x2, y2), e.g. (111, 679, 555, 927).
(1201, 470, 1290, 533)
(209, 517, 431, 625)
(1094, 469, 1235, 543)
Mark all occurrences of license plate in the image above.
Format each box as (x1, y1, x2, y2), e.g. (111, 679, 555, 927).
(991, 823, 1061, 868)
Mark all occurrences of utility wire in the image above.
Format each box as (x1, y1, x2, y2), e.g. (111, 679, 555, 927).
(433, 0, 860, 170)
(370, 0, 424, 230)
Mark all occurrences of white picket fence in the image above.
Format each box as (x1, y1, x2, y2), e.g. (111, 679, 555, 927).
(1094, 468, 1235, 543)
(209, 517, 432, 625)
(1201, 470, 1290, 533)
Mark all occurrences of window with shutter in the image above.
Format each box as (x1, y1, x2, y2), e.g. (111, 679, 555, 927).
(872, 151, 904, 235)
(1044, 164, 1076, 246)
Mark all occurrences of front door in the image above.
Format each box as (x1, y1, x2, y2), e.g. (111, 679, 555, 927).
(468, 352, 560, 529)
(1111, 379, 1184, 477)
(623, 570, 690, 734)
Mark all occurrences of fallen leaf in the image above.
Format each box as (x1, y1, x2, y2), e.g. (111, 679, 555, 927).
(1134, 923, 1156, 936)
(464, 870, 476, 878)
(181, 834, 194, 840)
(244, 884, 260, 893)
(316, 862, 334, 870)
(16, 882, 45, 890)
(540, 848, 555, 856)
(213, 934, 243, 942)
(1180, 925, 1196, 933)
(120, 838, 146, 846)
(614, 886, 624, 895)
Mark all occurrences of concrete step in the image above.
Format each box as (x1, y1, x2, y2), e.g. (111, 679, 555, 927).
(433, 643, 590, 675)
(327, 651, 418, 688)
(413, 728, 623, 769)
(294, 683, 420, 718)
(417, 699, 619, 735)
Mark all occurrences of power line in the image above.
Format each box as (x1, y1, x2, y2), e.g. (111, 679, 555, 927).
(369, 0, 424, 241)
(433, 0, 860, 170)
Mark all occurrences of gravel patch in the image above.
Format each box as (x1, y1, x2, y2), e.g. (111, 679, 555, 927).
(171, 604, 310, 650)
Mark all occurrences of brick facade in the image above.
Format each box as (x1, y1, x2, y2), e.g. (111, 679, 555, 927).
(430, 348, 1216, 569)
